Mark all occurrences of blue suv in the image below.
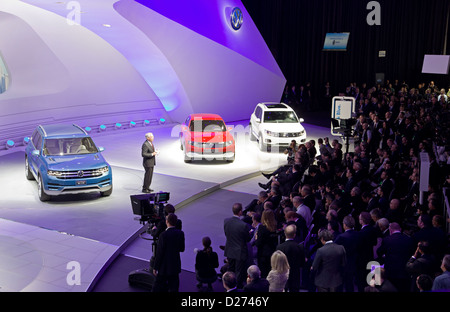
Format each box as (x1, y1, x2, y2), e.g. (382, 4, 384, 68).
(25, 124, 113, 201)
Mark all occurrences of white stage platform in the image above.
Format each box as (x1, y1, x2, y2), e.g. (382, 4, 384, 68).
(0, 120, 333, 291)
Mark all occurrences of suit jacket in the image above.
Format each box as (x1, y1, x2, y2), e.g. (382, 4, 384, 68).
(142, 140, 156, 168)
(312, 242, 347, 288)
(224, 216, 251, 261)
(377, 232, 414, 279)
(357, 225, 378, 266)
(243, 278, 270, 292)
(335, 229, 359, 273)
(277, 239, 305, 277)
(154, 227, 185, 276)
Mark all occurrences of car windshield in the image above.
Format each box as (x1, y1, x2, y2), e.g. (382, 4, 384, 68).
(263, 111, 299, 123)
(189, 119, 226, 132)
(43, 137, 98, 156)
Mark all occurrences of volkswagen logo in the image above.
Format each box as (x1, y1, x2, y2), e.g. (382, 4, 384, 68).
(77, 170, 84, 177)
(230, 7, 243, 30)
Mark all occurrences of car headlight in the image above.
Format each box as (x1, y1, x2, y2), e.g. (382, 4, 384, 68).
(47, 170, 63, 177)
(224, 140, 234, 147)
(92, 166, 109, 175)
(265, 130, 274, 137)
(188, 141, 203, 148)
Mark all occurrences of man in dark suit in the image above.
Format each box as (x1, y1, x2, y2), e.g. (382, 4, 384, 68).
(224, 203, 252, 288)
(277, 224, 306, 292)
(142, 132, 157, 193)
(335, 216, 359, 292)
(356, 211, 378, 292)
(152, 213, 185, 292)
(311, 229, 347, 292)
(223, 271, 243, 292)
(243, 265, 269, 292)
(376, 222, 415, 292)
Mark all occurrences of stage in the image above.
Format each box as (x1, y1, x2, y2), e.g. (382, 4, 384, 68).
(0, 117, 333, 291)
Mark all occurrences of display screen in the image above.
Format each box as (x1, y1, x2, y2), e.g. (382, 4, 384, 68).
(323, 33, 350, 51)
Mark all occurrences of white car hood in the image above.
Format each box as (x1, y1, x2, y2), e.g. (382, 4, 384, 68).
(262, 123, 305, 132)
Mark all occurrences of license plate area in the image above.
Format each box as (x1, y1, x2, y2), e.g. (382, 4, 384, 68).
(76, 180, 87, 185)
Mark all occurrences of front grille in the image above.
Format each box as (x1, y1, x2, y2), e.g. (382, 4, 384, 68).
(54, 169, 104, 180)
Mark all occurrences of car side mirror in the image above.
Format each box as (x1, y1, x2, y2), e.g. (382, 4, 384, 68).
(227, 126, 233, 131)
(299, 118, 305, 123)
(32, 150, 40, 156)
(255, 118, 261, 123)
(98, 147, 105, 152)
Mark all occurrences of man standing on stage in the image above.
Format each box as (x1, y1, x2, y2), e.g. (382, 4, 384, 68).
(142, 132, 158, 193)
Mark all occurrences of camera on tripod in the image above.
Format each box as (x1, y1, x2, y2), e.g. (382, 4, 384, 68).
(130, 192, 170, 225)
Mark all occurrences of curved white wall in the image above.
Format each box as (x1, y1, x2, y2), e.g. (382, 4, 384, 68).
(0, 0, 168, 145)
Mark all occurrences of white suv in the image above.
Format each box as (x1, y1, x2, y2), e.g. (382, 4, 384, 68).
(249, 103, 307, 151)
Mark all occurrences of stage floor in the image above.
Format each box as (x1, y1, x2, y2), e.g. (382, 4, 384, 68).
(0, 118, 334, 291)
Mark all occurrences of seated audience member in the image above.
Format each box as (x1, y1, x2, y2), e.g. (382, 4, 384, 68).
(432, 255, 450, 292)
(416, 274, 433, 292)
(364, 268, 398, 292)
(243, 265, 270, 292)
(222, 271, 242, 292)
(195, 236, 219, 291)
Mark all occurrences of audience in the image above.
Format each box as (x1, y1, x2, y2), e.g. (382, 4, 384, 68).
(158, 79, 449, 293)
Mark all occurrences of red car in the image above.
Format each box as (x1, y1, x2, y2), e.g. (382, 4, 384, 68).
(180, 114, 235, 163)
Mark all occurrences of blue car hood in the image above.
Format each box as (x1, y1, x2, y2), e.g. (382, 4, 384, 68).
(45, 153, 109, 171)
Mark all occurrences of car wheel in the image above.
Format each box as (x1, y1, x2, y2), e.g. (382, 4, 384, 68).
(101, 186, 113, 197)
(184, 153, 192, 163)
(227, 154, 235, 163)
(249, 124, 256, 141)
(25, 156, 34, 181)
(37, 174, 51, 202)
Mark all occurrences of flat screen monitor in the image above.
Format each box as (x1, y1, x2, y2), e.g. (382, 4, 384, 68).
(323, 33, 350, 51)
(130, 194, 156, 217)
(422, 55, 450, 75)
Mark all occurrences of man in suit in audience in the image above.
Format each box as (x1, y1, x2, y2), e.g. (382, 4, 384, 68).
(284, 210, 307, 244)
(355, 211, 378, 292)
(243, 265, 269, 292)
(152, 213, 185, 292)
(277, 224, 306, 292)
(376, 222, 415, 292)
(335, 215, 359, 292)
(311, 229, 347, 292)
(224, 203, 252, 288)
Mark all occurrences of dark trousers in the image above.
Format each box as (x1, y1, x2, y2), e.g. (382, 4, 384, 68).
(152, 273, 180, 292)
(143, 166, 154, 190)
(227, 258, 247, 289)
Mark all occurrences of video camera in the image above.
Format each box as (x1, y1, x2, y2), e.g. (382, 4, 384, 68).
(130, 192, 170, 225)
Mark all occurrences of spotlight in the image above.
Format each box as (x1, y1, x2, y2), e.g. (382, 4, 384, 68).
(159, 118, 166, 125)
(115, 123, 122, 129)
(23, 137, 30, 145)
(143, 120, 150, 126)
(85, 126, 92, 133)
(99, 125, 106, 132)
(6, 140, 15, 149)
(130, 121, 136, 128)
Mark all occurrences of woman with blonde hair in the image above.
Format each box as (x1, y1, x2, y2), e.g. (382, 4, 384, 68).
(266, 250, 290, 292)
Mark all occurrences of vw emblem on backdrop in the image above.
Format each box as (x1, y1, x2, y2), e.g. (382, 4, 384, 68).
(230, 7, 243, 30)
